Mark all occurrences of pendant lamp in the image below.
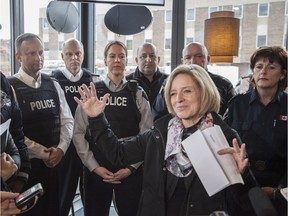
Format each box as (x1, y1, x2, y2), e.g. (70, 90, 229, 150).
(204, 11, 240, 63)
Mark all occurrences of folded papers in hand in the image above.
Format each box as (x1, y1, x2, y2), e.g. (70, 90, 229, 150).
(182, 125, 243, 196)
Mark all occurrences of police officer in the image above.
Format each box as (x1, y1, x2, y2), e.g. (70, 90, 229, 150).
(51, 38, 97, 216)
(73, 41, 153, 216)
(8, 33, 74, 216)
(224, 46, 287, 216)
(126, 42, 168, 120)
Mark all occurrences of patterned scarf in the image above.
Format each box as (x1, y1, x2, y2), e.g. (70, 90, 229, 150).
(165, 113, 214, 177)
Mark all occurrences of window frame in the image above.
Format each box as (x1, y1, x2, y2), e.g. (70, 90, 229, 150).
(186, 8, 195, 21)
(233, 4, 243, 18)
(165, 10, 172, 23)
(164, 38, 171, 50)
(258, 3, 269, 17)
(208, 6, 219, 18)
(257, 35, 267, 47)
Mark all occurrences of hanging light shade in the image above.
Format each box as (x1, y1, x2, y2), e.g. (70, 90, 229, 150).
(204, 11, 240, 63)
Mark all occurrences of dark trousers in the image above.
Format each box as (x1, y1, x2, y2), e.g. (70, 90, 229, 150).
(21, 159, 60, 216)
(58, 143, 83, 216)
(84, 167, 143, 216)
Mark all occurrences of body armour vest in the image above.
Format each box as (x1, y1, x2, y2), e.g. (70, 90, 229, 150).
(51, 69, 93, 115)
(91, 81, 141, 171)
(95, 81, 140, 138)
(8, 74, 60, 148)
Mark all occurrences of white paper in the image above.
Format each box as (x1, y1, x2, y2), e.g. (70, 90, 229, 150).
(0, 118, 11, 136)
(0, 119, 11, 153)
(202, 125, 244, 185)
(182, 125, 243, 196)
(280, 187, 288, 201)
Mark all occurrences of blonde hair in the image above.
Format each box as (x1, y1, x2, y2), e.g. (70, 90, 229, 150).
(164, 64, 220, 116)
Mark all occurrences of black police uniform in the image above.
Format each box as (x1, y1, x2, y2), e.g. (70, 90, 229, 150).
(51, 69, 93, 216)
(85, 81, 143, 216)
(9, 74, 61, 216)
(126, 67, 168, 109)
(224, 89, 287, 216)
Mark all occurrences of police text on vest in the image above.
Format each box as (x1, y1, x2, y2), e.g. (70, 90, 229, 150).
(30, 99, 56, 111)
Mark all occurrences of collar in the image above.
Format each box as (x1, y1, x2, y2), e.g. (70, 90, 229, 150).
(135, 67, 161, 81)
(104, 76, 127, 91)
(15, 68, 42, 88)
(62, 68, 83, 82)
(249, 89, 281, 105)
(164, 113, 214, 178)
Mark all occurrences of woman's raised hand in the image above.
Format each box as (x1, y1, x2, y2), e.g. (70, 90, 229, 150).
(74, 82, 110, 117)
(217, 138, 248, 174)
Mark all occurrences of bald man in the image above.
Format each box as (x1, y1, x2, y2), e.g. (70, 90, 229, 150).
(51, 38, 96, 216)
(126, 42, 168, 120)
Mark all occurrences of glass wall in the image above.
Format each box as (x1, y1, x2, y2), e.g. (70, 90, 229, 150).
(0, 0, 11, 76)
(0, 0, 77, 76)
(94, 2, 173, 78)
(0, 0, 286, 85)
(23, 0, 77, 74)
(184, 0, 287, 86)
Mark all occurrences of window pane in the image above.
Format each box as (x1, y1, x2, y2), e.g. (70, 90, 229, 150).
(44, 42, 49, 51)
(187, 8, 195, 21)
(258, 3, 269, 17)
(257, 35, 267, 47)
(209, 6, 218, 17)
(43, 18, 49, 29)
(0, 0, 11, 76)
(286, 1, 288, 16)
(186, 37, 194, 45)
(145, 39, 152, 43)
(24, 0, 77, 74)
(165, 38, 171, 49)
(233, 5, 243, 18)
(95, 3, 172, 75)
(166, 10, 172, 22)
(126, 40, 133, 50)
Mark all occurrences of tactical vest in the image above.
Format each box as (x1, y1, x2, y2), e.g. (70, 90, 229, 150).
(95, 80, 141, 138)
(90, 80, 141, 171)
(51, 69, 93, 115)
(8, 74, 60, 148)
